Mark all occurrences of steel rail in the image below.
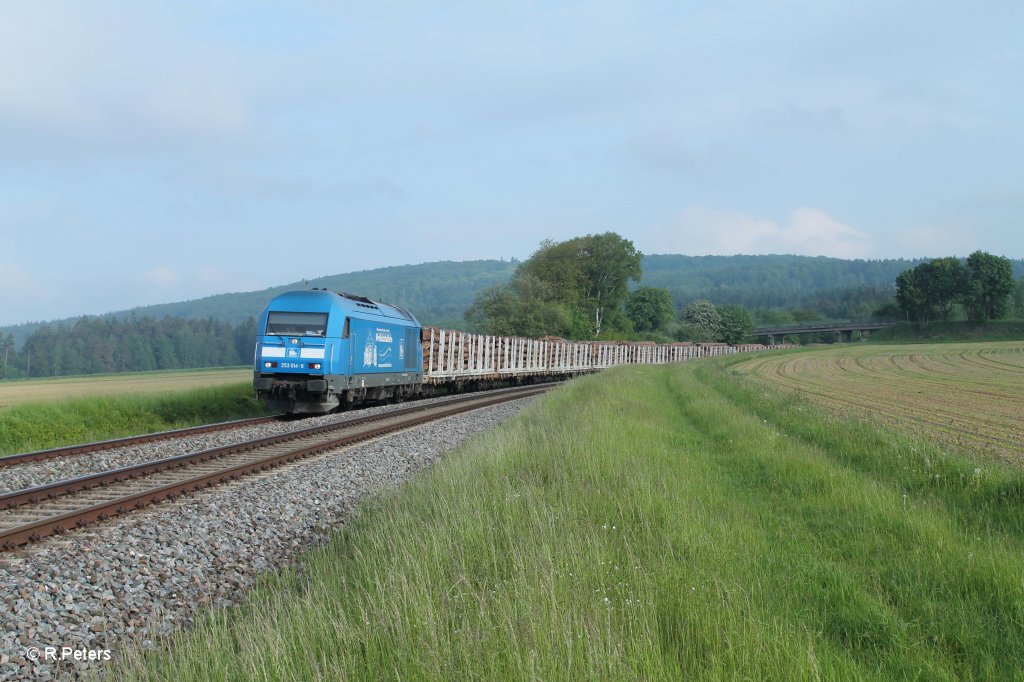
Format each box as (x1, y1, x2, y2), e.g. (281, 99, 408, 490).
(0, 384, 551, 549)
(0, 384, 551, 510)
(0, 415, 283, 468)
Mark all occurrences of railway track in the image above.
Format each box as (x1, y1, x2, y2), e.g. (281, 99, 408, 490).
(0, 384, 550, 550)
(0, 414, 283, 468)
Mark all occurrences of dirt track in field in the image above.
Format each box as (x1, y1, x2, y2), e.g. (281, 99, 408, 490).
(732, 341, 1024, 462)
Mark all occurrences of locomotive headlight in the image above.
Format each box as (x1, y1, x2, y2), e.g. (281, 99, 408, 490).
(310, 363, 322, 370)
(264, 362, 272, 368)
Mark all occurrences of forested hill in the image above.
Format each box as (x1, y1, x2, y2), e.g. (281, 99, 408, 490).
(642, 255, 928, 310)
(0, 260, 519, 346)
(4, 254, 1023, 345)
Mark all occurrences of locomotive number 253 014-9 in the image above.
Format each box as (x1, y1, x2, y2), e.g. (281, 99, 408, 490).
(281, 362, 305, 369)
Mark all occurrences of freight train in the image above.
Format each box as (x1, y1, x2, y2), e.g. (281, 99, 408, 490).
(253, 289, 776, 413)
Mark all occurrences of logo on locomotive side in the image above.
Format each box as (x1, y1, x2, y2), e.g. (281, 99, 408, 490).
(363, 337, 376, 367)
(376, 328, 393, 368)
(362, 327, 395, 368)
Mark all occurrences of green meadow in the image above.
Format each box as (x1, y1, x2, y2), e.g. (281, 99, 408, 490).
(0, 379, 268, 456)
(0, 367, 252, 410)
(123, 356, 1024, 680)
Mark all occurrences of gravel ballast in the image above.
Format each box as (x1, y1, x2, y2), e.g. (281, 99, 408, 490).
(0, 393, 500, 495)
(0, 397, 533, 681)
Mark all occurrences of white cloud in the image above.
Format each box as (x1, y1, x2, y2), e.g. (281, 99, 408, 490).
(887, 224, 976, 258)
(784, 208, 874, 257)
(197, 266, 226, 286)
(0, 263, 48, 299)
(145, 83, 251, 136)
(0, 5, 95, 121)
(640, 207, 875, 258)
(0, 4, 254, 148)
(143, 266, 180, 288)
(0, 263, 51, 324)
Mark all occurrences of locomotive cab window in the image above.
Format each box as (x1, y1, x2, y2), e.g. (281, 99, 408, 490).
(266, 312, 328, 337)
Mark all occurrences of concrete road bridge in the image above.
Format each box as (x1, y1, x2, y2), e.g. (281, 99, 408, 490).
(752, 321, 897, 344)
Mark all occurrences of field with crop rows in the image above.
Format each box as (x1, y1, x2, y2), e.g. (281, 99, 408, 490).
(0, 368, 251, 410)
(731, 341, 1024, 462)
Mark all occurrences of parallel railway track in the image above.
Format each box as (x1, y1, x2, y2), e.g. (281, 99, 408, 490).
(0, 415, 282, 468)
(0, 384, 550, 550)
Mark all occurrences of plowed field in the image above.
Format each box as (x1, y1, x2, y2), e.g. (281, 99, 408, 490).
(732, 342, 1024, 461)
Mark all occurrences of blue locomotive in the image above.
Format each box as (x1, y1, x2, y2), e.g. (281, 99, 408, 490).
(253, 290, 423, 413)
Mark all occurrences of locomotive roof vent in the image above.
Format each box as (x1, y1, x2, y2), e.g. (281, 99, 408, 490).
(337, 291, 379, 308)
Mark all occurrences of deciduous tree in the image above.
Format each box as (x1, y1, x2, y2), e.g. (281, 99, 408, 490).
(965, 251, 1014, 321)
(896, 266, 932, 325)
(0, 334, 15, 379)
(464, 274, 575, 338)
(468, 232, 642, 338)
(679, 300, 722, 341)
(1014, 277, 1024, 319)
(717, 304, 753, 344)
(923, 257, 967, 321)
(625, 287, 674, 333)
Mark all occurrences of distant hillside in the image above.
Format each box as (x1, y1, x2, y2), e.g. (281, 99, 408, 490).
(643, 254, 1024, 320)
(1, 260, 519, 345)
(4, 254, 1022, 345)
(641, 254, 921, 308)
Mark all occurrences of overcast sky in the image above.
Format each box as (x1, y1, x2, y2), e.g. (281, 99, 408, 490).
(2, 1, 1021, 325)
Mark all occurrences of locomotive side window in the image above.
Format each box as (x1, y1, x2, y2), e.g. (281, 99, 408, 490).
(266, 312, 328, 337)
(343, 317, 351, 339)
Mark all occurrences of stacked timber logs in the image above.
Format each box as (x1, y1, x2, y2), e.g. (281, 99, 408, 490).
(420, 327, 791, 384)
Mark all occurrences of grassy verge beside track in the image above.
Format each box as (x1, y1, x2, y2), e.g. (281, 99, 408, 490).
(0, 383, 269, 456)
(0, 367, 252, 410)
(124, 360, 1024, 680)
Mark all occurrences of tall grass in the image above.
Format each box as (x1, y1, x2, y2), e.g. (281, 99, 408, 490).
(0, 383, 269, 455)
(124, 362, 1024, 680)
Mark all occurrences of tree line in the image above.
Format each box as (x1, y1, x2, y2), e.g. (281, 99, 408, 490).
(6, 253, 1021, 348)
(0, 316, 256, 379)
(895, 251, 1017, 326)
(466, 237, 1024, 345)
(4, 242, 1021, 380)
(465, 233, 757, 344)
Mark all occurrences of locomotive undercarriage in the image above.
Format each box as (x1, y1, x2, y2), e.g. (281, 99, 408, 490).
(255, 370, 572, 415)
(254, 371, 424, 414)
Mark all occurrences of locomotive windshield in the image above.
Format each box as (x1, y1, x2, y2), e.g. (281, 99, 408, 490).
(266, 312, 328, 337)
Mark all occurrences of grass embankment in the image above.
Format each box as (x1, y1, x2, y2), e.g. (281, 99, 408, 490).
(126, 359, 1024, 680)
(0, 383, 269, 456)
(870, 320, 1024, 343)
